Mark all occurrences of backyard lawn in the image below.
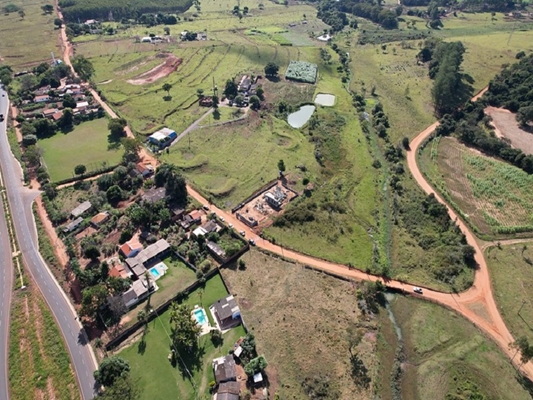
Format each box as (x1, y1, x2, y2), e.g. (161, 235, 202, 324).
(39, 118, 123, 181)
(118, 273, 246, 400)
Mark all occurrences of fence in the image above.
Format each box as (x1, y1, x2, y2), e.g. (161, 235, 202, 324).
(54, 164, 119, 185)
(230, 178, 279, 213)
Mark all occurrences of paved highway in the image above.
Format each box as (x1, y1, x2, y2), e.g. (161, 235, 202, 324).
(0, 88, 97, 399)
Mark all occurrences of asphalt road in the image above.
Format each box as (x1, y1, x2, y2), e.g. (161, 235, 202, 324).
(0, 88, 97, 399)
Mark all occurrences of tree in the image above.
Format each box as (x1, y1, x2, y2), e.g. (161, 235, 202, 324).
(212, 95, 219, 109)
(169, 303, 201, 352)
(108, 118, 127, 137)
(249, 95, 260, 110)
(18, 9, 25, 19)
(60, 108, 73, 129)
(210, 329, 223, 347)
(94, 356, 131, 387)
(234, 95, 244, 107)
(256, 86, 264, 100)
(510, 336, 533, 365)
(137, 309, 147, 324)
(98, 375, 140, 400)
(54, 18, 63, 28)
(84, 245, 101, 260)
(517, 106, 533, 128)
(164, 26, 170, 35)
(106, 185, 123, 206)
(154, 163, 187, 203)
(72, 55, 95, 81)
(264, 62, 279, 77)
(277, 159, 286, 173)
(162, 83, 172, 96)
(196, 88, 204, 98)
(244, 355, 268, 376)
(223, 79, 238, 99)
(121, 137, 140, 163)
(20, 122, 36, 137)
(41, 4, 54, 14)
(80, 284, 108, 320)
(74, 164, 87, 175)
(22, 134, 37, 146)
(402, 137, 410, 150)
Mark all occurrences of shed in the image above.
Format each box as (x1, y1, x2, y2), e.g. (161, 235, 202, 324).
(70, 201, 92, 218)
(62, 217, 83, 233)
(148, 127, 177, 148)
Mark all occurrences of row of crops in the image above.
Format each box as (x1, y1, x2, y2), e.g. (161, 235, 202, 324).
(285, 60, 318, 83)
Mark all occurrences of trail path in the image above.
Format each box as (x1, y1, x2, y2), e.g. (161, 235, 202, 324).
(54, 18, 533, 377)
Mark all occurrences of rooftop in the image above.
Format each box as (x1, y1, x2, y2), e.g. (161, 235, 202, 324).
(71, 201, 92, 218)
(90, 211, 110, 226)
(213, 355, 237, 384)
(142, 187, 167, 204)
(125, 239, 170, 275)
(212, 295, 240, 321)
(207, 241, 226, 258)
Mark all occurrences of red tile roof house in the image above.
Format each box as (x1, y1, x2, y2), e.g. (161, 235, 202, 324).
(51, 111, 63, 121)
(90, 211, 111, 228)
(136, 162, 154, 178)
(42, 108, 58, 119)
(109, 263, 131, 279)
(34, 94, 51, 103)
(119, 238, 144, 258)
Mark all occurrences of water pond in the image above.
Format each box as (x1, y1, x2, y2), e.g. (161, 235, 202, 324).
(287, 105, 316, 128)
(314, 93, 336, 107)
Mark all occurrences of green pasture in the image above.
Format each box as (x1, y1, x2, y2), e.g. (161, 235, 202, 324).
(39, 118, 123, 182)
(388, 295, 532, 400)
(118, 274, 246, 400)
(486, 242, 533, 349)
(0, 0, 59, 69)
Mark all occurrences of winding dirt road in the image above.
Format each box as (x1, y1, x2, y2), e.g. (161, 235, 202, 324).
(53, 14, 533, 377)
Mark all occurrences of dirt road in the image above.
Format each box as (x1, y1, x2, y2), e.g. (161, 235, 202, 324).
(54, 19, 532, 377)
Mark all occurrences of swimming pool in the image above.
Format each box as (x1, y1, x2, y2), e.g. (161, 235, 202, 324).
(149, 267, 160, 278)
(193, 308, 207, 325)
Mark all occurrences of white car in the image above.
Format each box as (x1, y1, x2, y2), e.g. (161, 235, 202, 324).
(413, 287, 423, 294)
(229, 223, 233, 229)
(219, 216, 225, 222)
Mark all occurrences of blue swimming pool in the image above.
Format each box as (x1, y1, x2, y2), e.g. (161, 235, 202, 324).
(193, 308, 207, 325)
(149, 267, 160, 278)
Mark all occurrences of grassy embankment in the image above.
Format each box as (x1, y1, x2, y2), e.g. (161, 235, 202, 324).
(118, 273, 245, 400)
(39, 118, 124, 182)
(486, 242, 533, 348)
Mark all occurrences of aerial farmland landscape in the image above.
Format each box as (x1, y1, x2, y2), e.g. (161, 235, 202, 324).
(1, 0, 533, 398)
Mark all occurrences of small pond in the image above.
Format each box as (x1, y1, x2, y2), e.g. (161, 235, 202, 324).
(287, 105, 316, 128)
(314, 93, 336, 107)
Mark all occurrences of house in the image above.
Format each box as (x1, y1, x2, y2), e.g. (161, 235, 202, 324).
(199, 97, 213, 107)
(125, 239, 170, 278)
(84, 19, 97, 25)
(212, 295, 241, 330)
(34, 94, 51, 103)
(207, 241, 226, 261)
(236, 212, 258, 228)
(70, 201, 92, 218)
(120, 277, 154, 308)
(202, 220, 219, 233)
(90, 211, 110, 228)
(142, 187, 167, 204)
(193, 226, 208, 237)
(109, 263, 131, 279)
(62, 217, 83, 233)
(120, 238, 144, 258)
(51, 111, 63, 121)
(171, 207, 185, 221)
(136, 162, 154, 178)
(148, 127, 177, 149)
(264, 192, 281, 209)
(214, 381, 240, 400)
(42, 108, 58, 119)
(76, 101, 89, 110)
(238, 76, 252, 93)
(212, 355, 237, 384)
(181, 209, 202, 229)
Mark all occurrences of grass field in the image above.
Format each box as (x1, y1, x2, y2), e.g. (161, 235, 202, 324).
(9, 284, 79, 400)
(420, 137, 533, 235)
(221, 250, 379, 399)
(486, 242, 533, 349)
(117, 273, 245, 400)
(39, 118, 123, 182)
(388, 294, 532, 400)
(0, 0, 60, 69)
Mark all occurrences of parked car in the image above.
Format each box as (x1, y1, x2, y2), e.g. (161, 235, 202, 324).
(219, 216, 225, 222)
(249, 239, 256, 246)
(229, 223, 233, 229)
(239, 230, 246, 236)
(0, 114, 4, 122)
(413, 287, 423, 294)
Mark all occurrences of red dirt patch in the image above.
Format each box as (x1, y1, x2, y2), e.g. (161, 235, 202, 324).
(127, 54, 182, 85)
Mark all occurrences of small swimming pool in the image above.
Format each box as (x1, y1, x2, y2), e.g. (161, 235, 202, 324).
(193, 308, 207, 325)
(149, 267, 160, 278)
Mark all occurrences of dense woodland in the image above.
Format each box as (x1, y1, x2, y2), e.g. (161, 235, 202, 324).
(58, 0, 193, 22)
(435, 53, 533, 174)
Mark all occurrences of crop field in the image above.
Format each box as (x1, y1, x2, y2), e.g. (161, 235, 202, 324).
(0, 0, 60, 69)
(420, 137, 533, 235)
(118, 273, 246, 400)
(9, 283, 79, 400)
(486, 241, 533, 348)
(221, 250, 379, 399)
(389, 294, 532, 400)
(285, 60, 318, 83)
(39, 118, 123, 182)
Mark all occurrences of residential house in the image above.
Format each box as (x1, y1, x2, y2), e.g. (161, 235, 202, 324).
(136, 162, 154, 178)
(76, 101, 89, 110)
(193, 226, 208, 237)
(34, 94, 51, 103)
(181, 209, 203, 229)
(171, 207, 185, 221)
(109, 263, 131, 279)
(120, 277, 154, 308)
(207, 241, 226, 262)
(90, 211, 111, 228)
(238, 76, 252, 93)
(199, 97, 213, 107)
(202, 220, 219, 233)
(62, 217, 83, 233)
(51, 111, 63, 121)
(125, 239, 170, 278)
(120, 238, 144, 258)
(236, 212, 257, 228)
(141, 187, 167, 204)
(148, 127, 177, 149)
(213, 355, 237, 384)
(42, 108, 58, 119)
(214, 381, 240, 400)
(211, 295, 241, 330)
(70, 201, 92, 218)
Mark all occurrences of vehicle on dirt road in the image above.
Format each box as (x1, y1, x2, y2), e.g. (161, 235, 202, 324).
(413, 287, 423, 294)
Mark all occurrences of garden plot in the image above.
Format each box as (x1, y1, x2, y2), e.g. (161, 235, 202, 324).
(285, 60, 318, 83)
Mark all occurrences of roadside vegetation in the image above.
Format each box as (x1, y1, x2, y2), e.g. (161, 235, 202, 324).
(386, 294, 533, 400)
(486, 242, 533, 350)
(9, 283, 79, 400)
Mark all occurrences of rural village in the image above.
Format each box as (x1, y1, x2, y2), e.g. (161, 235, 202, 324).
(1, 0, 533, 399)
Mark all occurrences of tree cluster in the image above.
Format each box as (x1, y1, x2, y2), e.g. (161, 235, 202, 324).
(72, 55, 95, 81)
(317, 0, 398, 30)
(169, 303, 201, 352)
(94, 356, 140, 399)
(154, 163, 188, 204)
